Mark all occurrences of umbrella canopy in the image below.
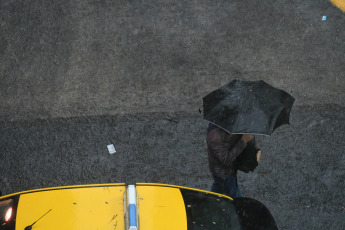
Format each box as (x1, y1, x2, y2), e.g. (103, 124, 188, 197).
(202, 79, 295, 135)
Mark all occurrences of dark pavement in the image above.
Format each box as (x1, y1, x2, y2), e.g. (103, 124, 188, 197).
(1, 1, 345, 229)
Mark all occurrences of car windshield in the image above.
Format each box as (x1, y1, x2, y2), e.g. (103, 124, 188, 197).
(180, 189, 242, 230)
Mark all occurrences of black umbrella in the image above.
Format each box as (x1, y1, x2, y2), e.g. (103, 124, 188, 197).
(202, 79, 295, 135)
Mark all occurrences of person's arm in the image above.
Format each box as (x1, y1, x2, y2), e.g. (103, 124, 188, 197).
(207, 130, 250, 166)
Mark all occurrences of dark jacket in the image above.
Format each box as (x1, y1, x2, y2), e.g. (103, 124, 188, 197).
(206, 126, 259, 179)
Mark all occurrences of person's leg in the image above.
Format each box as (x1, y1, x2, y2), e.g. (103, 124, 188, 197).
(225, 174, 243, 197)
(211, 176, 229, 195)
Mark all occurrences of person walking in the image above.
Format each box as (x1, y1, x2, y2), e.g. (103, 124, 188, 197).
(206, 123, 261, 197)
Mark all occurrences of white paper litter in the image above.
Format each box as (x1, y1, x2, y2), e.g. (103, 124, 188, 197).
(107, 144, 116, 154)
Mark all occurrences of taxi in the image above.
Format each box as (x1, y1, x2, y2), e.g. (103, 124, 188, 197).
(0, 183, 277, 230)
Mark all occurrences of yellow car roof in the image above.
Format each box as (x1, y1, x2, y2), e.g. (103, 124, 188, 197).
(16, 184, 126, 230)
(136, 184, 187, 230)
(1, 183, 238, 230)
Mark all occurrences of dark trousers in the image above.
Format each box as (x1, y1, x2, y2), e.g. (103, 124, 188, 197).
(211, 174, 243, 197)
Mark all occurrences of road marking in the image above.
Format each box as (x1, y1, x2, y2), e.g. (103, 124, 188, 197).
(330, 0, 345, 13)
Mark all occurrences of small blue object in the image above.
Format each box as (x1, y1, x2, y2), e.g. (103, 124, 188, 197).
(129, 204, 137, 227)
(322, 16, 327, 21)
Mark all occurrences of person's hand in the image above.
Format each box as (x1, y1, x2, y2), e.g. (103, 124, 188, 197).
(257, 150, 262, 163)
(241, 134, 254, 142)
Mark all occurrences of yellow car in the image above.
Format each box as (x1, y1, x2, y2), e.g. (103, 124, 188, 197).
(0, 183, 277, 230)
